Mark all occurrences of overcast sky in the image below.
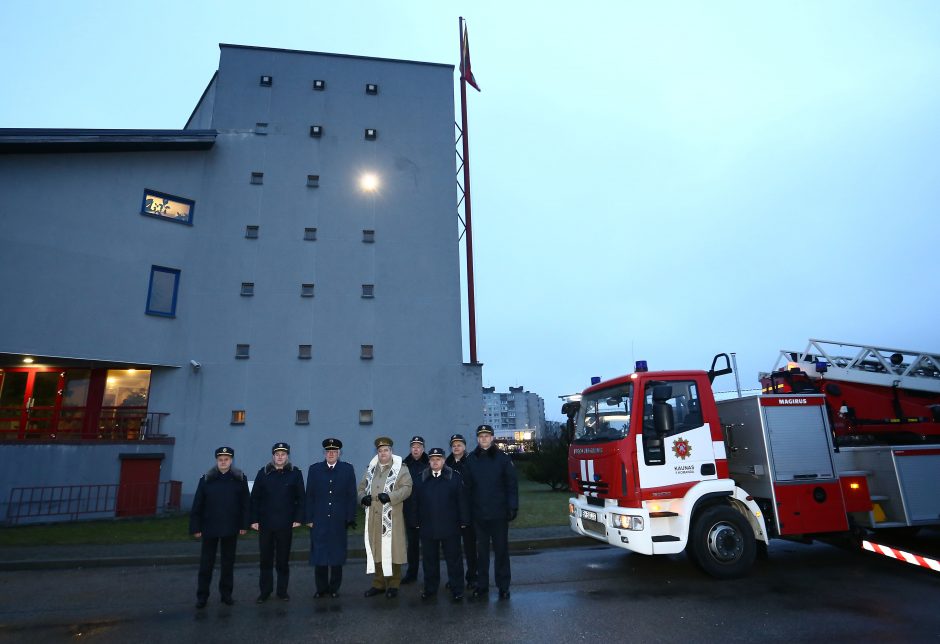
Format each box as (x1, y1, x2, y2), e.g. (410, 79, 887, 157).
(4, 1, 938, 419)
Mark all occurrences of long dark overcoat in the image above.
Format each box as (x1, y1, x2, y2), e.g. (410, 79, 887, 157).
(305, 460, 357, 566)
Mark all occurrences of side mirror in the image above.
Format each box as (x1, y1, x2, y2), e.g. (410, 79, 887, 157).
(708, 353, 733, 383)
(653, 401, 674, 435)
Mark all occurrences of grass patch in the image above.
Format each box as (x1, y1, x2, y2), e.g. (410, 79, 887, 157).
(0, 480, 569, 547)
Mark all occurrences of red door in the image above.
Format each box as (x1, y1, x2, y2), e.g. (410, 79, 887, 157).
(117, 457, 162, 517)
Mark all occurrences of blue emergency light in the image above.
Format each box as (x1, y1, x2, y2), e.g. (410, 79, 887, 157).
(590, 376, 601, 385)
(815, 360, 828, 374)
(635, 360, 648, 373)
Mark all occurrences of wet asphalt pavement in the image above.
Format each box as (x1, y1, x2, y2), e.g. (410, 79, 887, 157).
(0, 537, 938, 643)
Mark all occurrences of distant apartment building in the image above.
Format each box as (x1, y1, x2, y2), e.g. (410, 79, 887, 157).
(481, 386, 546, 446)
(0, 44, 482, 522)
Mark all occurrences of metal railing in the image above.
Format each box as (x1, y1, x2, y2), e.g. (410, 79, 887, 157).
(0, 410, 169, 442)
(5, 480, 182, 524)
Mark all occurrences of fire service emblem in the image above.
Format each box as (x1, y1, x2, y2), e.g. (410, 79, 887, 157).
(672, 437, 692, 460)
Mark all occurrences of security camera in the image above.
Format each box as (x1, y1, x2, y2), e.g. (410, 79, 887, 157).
(190, 360, 201, 371)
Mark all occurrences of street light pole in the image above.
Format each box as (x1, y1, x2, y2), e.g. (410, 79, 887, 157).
(459, 16, 478, 365)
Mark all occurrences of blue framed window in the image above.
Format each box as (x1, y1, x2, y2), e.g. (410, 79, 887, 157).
(141, 189, 195, 225)
(146, 266, 180, 317)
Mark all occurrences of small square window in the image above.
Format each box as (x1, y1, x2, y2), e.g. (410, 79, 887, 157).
(362, 229, 375, 243)
(359, 409, 374, 425)
(251, 172, 264, 185)
(361, 284, 374, 298)
(307, 174, 320, 188)
(146, 266, 181, 317)
(310, 125, 323, 138)
(313, 79, 326, 90)
(361, 345, 374, 360)
(246, 225, 260, 239)
(260, 76, 273, 87)
(231, 410, 246, 425)
(364, 128, 377, 140)
(235, 344, 250, 359)
(240, 282, 254, 296)
(366, 83, 378, 95)
(301, 283, 315, 298)
(304, 227, 318, 241)
(255, 122, 268, 135)
(296, 409, 310, 425)
(298, 344, 312, 359)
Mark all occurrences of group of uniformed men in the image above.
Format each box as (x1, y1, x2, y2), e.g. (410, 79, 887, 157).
(189, 424, 519, 608)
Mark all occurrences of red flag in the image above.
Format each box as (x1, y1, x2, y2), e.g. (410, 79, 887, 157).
(460, 19, 481, 91)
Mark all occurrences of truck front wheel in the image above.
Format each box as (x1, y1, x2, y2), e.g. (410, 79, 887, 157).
(688, 504, 756, 579)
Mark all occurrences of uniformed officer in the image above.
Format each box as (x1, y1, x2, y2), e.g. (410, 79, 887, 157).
(463, 425, 519, 600)
(415, 447, 470, 601)
(190, 446, 250, 609)
(358, 437, 413, 598)
(305, 438, 358, 598)
(250, 442, 305, 602)
(401, 435, 429, 585)
(445, 432, 478, 588)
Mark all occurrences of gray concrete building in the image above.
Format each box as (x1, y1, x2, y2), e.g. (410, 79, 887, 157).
(0, 44, 482, 522)
(481, 386, 546, 445)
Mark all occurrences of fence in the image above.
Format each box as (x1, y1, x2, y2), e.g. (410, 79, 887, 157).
(5, 480, 182, 524)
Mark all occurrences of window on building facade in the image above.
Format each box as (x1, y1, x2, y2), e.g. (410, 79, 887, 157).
(364, 128, 377, 140)
(235, 344, 250, 359)
(141, 189, 194, 225)
(251, 172, 264, 185)
(260, 75, 273, 86)
(240, 282, 254, 296)
(298, 344, 312, 359)
(359, 409, 374, 425)
(362, 229, 375, 243)
(307, 174, 320, 187)
(301, 283, 315, 298)
(310, 125, 323, 137)
(304, 227, 318, 241)
(296, 409, 310, 425)
(146, 266, 180, 317)
(255, 122, 268, 135)
(246, 225, 259, 239)
(361, 284, 374, 298)
(231, 410, 246, 424)
(366, 83, 378, 95)
(313, 79, 325, 90)
(361, 345, 374, 359)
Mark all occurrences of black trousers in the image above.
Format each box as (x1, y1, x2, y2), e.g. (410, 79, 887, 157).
(475, 519, 510, 592)
(314, 565, 343, 593)
(259, 527, 293, 597)
(421, 535, 464, 594)
(404, 525, 421, 579)
(197, 535, 238, 601)
(460, 523, 478, 585)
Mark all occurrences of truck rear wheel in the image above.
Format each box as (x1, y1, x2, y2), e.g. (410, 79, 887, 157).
(689, 505, 756, 579)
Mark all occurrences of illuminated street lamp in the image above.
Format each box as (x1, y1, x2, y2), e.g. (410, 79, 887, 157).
(360, 173, 379, 193)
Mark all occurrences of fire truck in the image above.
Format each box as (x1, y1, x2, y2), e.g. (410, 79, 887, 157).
(566, 340, 940, 578)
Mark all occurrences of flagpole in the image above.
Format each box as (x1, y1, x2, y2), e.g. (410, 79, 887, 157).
(459, 16, 479, 365)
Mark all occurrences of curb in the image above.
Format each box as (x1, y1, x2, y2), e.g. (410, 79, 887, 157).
(0, 535, 597, 572)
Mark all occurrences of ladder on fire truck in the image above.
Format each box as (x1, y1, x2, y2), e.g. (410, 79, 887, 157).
(770, 339, 940, 394)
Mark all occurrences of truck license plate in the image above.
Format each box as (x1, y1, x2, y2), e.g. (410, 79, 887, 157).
(580, 509, 598, 522)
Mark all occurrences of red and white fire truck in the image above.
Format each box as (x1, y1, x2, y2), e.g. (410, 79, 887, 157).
(566, 339, 940, 578)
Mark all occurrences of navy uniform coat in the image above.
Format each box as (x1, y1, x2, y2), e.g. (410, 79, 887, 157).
(305, 460, 357, 566)
(250, 462, 305, 531)
(463, 445, 519, 521)
(402, 453, 429, 528)
(414, 466, 470, 540)
(189, 467, 251, 538)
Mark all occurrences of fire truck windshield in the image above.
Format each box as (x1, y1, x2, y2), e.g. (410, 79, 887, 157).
(575, 383, 633, 443)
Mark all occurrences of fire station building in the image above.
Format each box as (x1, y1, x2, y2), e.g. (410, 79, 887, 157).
(0, 44, 482, 522)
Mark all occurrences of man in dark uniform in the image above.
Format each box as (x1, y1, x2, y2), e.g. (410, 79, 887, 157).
(190, 446, 250, 609)
(401, 435, 429, 585)
(305, 437, 357, 598)
(415, 447, 469, 601)
(250, 442, 305, 602)
(445, 432, 477, 589)
(464, 425, 519, 600)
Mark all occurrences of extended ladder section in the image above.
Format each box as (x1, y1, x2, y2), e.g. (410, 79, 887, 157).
(769, 339, 940, 394)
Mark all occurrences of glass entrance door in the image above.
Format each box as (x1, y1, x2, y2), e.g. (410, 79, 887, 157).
(0, 371, 29, 439)
(0, 369, 65, 440)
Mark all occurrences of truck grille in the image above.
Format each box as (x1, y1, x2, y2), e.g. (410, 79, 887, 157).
(577, 480, 609, 498)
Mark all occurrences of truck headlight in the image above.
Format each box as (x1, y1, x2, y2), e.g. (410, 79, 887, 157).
(568, 502, 575, 516)
(610, 514, 644, 531)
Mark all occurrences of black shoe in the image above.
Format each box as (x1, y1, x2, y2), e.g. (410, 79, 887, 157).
(385, 588, 398, 598)
(364, 587, 383, 598)
(195, 600, 207, 609)
(330, 592, 340, 599)
(221, 597, 234, 606)
(452, 593, 464, 601)
(420, 590, 436, 600)
(256, 594, 270, 604)
(498, 590, 511, 600)
(400, 576, 416, 585)
(277, 593, 290, 601)
(472, 587, 488, 597)
(314, 592, 328, 599)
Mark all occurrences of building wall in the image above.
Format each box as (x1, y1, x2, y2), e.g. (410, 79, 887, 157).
(0, 45, 481, 506)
